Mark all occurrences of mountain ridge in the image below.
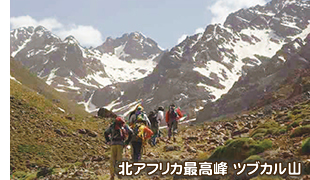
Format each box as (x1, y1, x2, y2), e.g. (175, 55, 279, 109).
(10, 0, 310, 120)
(10, 26, 164, 104)
(85, 0, 310, 118)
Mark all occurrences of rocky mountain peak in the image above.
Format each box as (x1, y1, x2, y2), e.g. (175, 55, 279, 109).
(224, 0, 309, 36)
(63, 35, 80, 45)
(95, 31, 163, 61)
(34, 25, 47, 32)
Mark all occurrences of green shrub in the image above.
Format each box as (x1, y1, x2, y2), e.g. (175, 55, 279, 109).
(13, 171, 28, 178)
(242, 155, 264, 164)
(250, 175, 284, 180)
(18, 144, 47, 156)
(208, 138, 272, 162)
(278, 128, 287, 135)
(290, 125, 310, 138)
(250, 128, 268, 137)
(252, 133, 266, 139)
(302, 137, 310, 155)
(250, 120, 283, 137)
(287, 121, 301, 129)
(37, 167, 54, 178)
(12, 171, 37, 179)
(249, 139, 272, 155)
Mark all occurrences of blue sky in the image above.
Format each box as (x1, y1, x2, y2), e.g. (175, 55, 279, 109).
(10, 0, 269, 50)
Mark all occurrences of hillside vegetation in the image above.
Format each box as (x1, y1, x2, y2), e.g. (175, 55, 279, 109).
(10, 58, 310, 179)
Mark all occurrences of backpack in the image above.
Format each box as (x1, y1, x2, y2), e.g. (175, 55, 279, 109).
(111, 123, 127, 141)
(131, 123, 143, 142)
(169, 108, 178, 120)
(128, 110, 136, 121)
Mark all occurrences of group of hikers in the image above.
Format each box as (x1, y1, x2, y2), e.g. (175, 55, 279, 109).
(104, 103, 184, 179)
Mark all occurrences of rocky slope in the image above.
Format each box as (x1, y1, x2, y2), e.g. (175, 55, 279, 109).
(196, 32, 310, 123)
(10, 0, 310, 119)
(10, 68, 310, 179)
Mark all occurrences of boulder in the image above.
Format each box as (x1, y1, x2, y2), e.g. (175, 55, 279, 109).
(78, 129, 87, 134)
(300, 119, 310, 126)
(146, 152, 155, 157)
(304, 159, 310, 174)
(187, 146, 197, 153)
(208, 146, 216, 151)
(223, 136, 229, 141)
(54, 129, 65, 136)
(86, 129, 98, 137)
(186, 136, 199, 141)
(240, 127, 250, 133)
(164, 145, 180, 152)
(97, 108, 117, 118)
(65, 116, 75, 121)
(257, 112, 264, 117)
(281, 150, 294, 159)
(245, 122, 253, 129)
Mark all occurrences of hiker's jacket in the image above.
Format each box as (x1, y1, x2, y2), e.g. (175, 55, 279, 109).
(165, 108, 183, 123)
(156, 110, 164, 124)
(104, 123, 133, 145)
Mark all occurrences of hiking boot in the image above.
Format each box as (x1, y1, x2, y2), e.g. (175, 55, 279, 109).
(173, 137, 176, 142)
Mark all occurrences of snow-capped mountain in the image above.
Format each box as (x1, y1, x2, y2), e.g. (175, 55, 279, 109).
(84, 0, 310, 118)
(10, 0, 310, 119)
(96, 32, 163, 61)
(196, 34, 310, 123)
(10, 26, 163, 101)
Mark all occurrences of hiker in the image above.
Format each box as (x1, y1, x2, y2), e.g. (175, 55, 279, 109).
(148, 110, 157, 146)
(128, 104, 142, 123)
(104, 116, 133, 180)
(130, 114, 153, 161)
(149, 106, 164, 146)
(165, 104, 183, 142)
(129, 104, 151, 127)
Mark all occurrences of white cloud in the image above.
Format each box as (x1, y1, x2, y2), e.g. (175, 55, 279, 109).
(39, 18, 63, 30)
(177, 27, 205, 44)
(195, 27, 204, 34)
(10, 16, 103, 47)
(177, 34, 188, 44)
(56, 25, 103, 47)
(208, 0, 268, 24)
(10, 15, 38, 29)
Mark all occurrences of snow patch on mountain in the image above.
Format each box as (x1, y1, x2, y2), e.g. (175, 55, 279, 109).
(194, 28, 287, 101)
(103, 98, 122, 111)
(10, 75, 22, 85)
(195, 21, 310, 101)
(98, 54, 158, 83)
(11, 38, 32, 57)
(289, 23, 310, 40)
(78, 92, 98, 113)
(112, 100, 142, 117)
(44, 45, 58, 55)
(46, 68, 59, 85)
(114, 43, 129, 58)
